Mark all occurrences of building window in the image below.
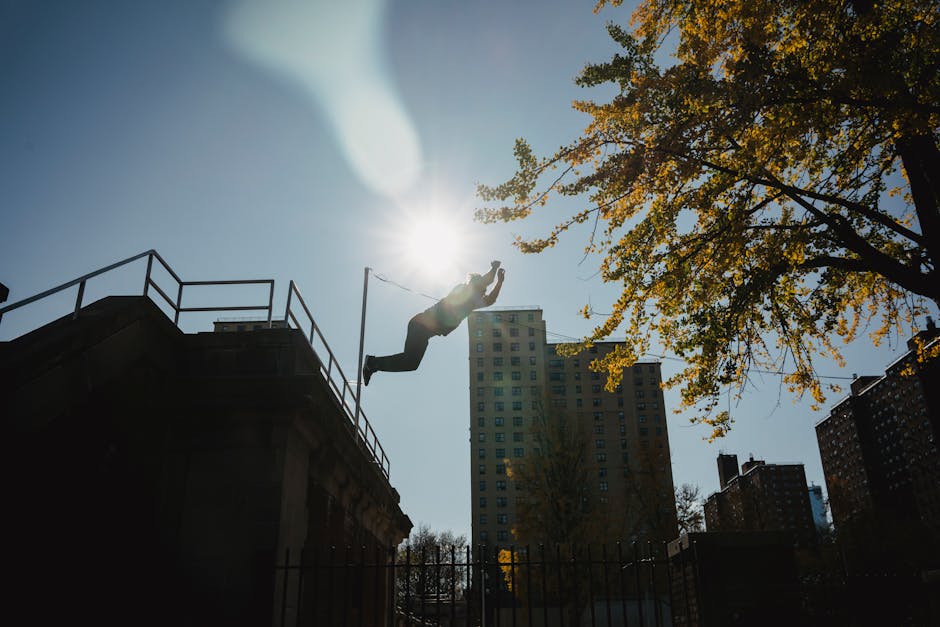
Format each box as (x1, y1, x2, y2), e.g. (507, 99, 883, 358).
(531, 400, 539, 409)
(496, 464, 506, 474)
(594, 425, 604, 435)
(497, 514, 508, 524)
(599, 481, 609, 491)
(494, 357, 504, 367)
(596, 452, 607, 462)
(514, 447, 525, 457)
(477, 372, 484, 382)
(495, 401, 505, 411)
(476, 343, 483, 353)
(512, 386, 522, 396)
(475, 328, 484, 337)
(510, 327, 519, 337)
(592, 398, 602, 407)
(529, 327, 535, 336)
(493, 371, 504, 381)
(477, 358, 484, 367)
(513, 416, 523, 427)
(620, 439, 628, 449)
(477, 402, 485, 411)
(510, 342, 520, 352)
(529, 356, 537, 365)
(496, 497, 508, 507)
(576, 399, 583, 407)
(480, 515, 488, 524)
(494, 416, 505, 426)
(495, 448, 506, 458)
(551, 385, 566, 395)
(479, 480, 486, 491)
(477, 388, 485, 397)
(493, 313, 502, 322)
(496, 480, 507, 490)
(493, 343, 503, 352)
(494, 387, 504, 396)
(513, 432, 523, 442)
(480, 497, 487, 507)
(639, 414, 646, 423)
(478, 417, 485, 427)
(478, 433, 486, 442)
(493, 328, 502, 337)
(479, 464, 486, 474)
(509, 313, 518, 322)
(528, 342, 536, 351)
(619, 424, 626, 434)
(480, 531, 489, 542)
(530, 371, 537, 380)
(592, 384, 601, 393)
(599, 467, 608, 478)
(497, 530, 509, 542)
(511, 356, 521, 366)
(530, 386, 539, 396)
(528, 313, 534, 321)
(595, 439, 606, 449)
(512, 371, 522, 380)
(479, 448, 486, 458)
(495, 433, 505, 442)
(593, 411, 603, 420)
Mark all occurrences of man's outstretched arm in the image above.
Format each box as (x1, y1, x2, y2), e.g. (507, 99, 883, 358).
(482, 268, 505, 306)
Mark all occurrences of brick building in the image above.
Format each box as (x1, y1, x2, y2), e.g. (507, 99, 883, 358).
(815, 324, 940, 567)
(704, 454, 817, 548)
(468, 307, 677, 547)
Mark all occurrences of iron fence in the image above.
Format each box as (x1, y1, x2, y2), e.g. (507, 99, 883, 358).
(274, 542, 673, 627)
(274, 543, 940, 627)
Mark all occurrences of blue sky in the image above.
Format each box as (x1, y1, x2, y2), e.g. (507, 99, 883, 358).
(0, 0, 929, 540)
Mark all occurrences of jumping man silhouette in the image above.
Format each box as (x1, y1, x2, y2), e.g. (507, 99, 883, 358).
(362, 260, 505, 385)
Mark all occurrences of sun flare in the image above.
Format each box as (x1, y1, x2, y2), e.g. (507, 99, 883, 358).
(402, 216, 463, 280)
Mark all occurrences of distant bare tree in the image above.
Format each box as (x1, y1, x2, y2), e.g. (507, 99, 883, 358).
(675, 484, 705, 535)
(396, 524, 467, 605)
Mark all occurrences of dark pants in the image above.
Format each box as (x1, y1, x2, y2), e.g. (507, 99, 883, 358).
(372, 314, 436, 372)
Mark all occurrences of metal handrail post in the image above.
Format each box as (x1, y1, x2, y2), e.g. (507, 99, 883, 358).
(285, 281, 294, 324)
(73, 280, 86, 319)
(354, 267, 370, 433)
(267, 281, 275, 328)
(143, 253, 154, 296)
(174, 283, 183, 325)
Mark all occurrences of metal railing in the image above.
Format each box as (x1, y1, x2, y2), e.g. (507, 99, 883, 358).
(0, 249, 275, 327)
(284, 280, 390, 478)
(0, 249, 389, 479)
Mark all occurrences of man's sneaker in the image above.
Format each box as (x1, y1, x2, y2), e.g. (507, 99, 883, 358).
(362, 355, 375, 386)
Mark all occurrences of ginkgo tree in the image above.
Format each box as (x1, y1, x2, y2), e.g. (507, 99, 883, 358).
(477, 0, 939, 438)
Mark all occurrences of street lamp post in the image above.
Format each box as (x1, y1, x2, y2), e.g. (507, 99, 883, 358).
(354, 266, 370, 432)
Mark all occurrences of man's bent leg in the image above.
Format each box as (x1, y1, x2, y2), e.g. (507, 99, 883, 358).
(371, 318, 432, 373)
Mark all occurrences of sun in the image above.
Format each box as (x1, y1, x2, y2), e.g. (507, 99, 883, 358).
(402, 215, 463, 280)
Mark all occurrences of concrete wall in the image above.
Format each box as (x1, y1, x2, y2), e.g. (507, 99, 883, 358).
(1, 296, 410, 626)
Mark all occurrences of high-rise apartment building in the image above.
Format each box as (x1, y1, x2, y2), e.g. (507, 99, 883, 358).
(468, 307, 677, 546)
(815, 324, 940, 562)
(704, 454, 817, 548)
